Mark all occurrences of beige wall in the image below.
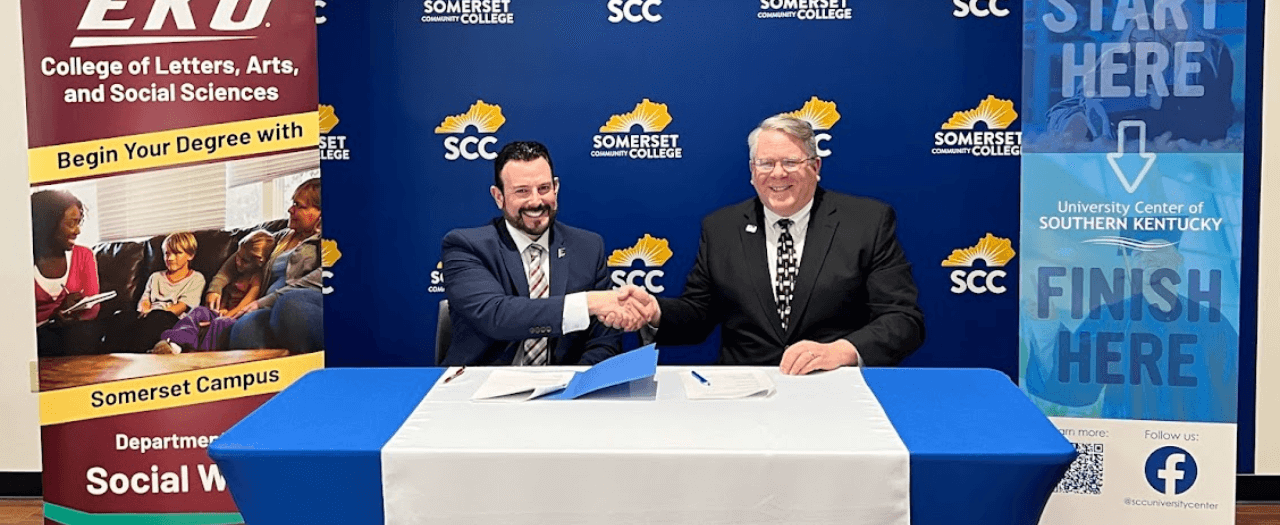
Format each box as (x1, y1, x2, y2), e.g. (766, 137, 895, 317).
(0, 0, 41, 472)
(1255, 0, 1280, 475)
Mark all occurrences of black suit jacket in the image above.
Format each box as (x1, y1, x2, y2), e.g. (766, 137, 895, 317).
(441, 218, 621, 366)
(656, 188, 924, 366)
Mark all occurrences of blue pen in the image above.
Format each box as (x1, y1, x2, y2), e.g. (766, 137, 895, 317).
(691, 370, 711, 386)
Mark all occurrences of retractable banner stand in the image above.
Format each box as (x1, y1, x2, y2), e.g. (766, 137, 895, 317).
(1020, 0, 1244, 522)
(20, 0, 323, 522)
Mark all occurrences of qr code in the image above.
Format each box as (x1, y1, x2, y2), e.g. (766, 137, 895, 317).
(1054, 442, 1104, 495)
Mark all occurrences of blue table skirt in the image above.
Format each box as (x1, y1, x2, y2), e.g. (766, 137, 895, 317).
(210, 368, 1075, 525)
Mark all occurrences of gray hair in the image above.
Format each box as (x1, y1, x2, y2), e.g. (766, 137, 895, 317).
(747, 114, 818, 160)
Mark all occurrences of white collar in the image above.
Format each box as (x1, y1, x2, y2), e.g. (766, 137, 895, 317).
(505, 220, 550, 256)
(762, 197, 815, 231)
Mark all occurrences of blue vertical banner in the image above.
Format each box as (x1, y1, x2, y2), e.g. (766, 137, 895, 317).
(1020, 0, 1244, 521)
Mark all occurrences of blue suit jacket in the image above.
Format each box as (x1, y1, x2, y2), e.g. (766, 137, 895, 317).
(441, 218, 621, 366)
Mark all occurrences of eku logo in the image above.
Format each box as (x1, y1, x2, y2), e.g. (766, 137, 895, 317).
(782, 97, 840, 158)
(607, 0, 662, 23)
(608, 234, 673, 293)
(435, 100, 505, 161)
(1144, 446, 1197, 495)
(942, 233, 1015, 294)
(75, 0, 273, 48)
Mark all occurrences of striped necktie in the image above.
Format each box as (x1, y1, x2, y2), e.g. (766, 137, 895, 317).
(516, 243, 549, 366)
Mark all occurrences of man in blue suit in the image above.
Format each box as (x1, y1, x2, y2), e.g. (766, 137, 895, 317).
(441, 141, 638, 366)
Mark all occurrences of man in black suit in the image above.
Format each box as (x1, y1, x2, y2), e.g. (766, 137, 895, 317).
(618, 115, 924, 374)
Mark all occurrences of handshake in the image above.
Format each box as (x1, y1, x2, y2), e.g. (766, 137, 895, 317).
(585, 285, 661, 332)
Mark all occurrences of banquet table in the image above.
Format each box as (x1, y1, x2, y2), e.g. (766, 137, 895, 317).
(209, 366, 1075, 525)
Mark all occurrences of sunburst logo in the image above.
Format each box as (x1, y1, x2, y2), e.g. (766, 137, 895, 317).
(599, 99, 672, 133)
(437, 100, 505, 161)
(941, 95, 1017, 130)
(608, 234, 673, 293)
(942, 233, 1016, 267)
(780, 96, 840, 158)
(319, 105, 339, 134)
(608, 234, 673, 266)
(932, 95, 1021, 157)
(945, 233, 1015, 294)
(592, 99, 683, 160)
(435, 100, 506, 134)
(785, 97, 841, 131)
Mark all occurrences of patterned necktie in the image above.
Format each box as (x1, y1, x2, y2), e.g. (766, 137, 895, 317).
(517, 243, 549, 366)
(775, 219, 797, 331)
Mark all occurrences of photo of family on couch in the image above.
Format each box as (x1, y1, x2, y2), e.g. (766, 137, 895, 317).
(32, 153, 323, 360)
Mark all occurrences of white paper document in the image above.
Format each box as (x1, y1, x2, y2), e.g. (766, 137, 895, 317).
(680, 369, 776, 399)
(62, 290, 116, 314)
(470, 370, 575, 402)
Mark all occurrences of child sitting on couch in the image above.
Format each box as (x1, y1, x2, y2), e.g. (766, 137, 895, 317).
(207, 230, 275, 318)
(113, 232, 205, 352)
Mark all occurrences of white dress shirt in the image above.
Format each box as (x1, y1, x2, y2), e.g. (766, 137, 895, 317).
(762, 199, 813, 303)
(505, 221, 590, 334)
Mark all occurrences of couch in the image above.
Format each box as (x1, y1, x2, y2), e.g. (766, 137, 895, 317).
(87, 219, 290, 353)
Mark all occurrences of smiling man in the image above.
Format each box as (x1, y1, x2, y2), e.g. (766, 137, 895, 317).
(619, 115, 925, 373)
(440, 141, 639, 366)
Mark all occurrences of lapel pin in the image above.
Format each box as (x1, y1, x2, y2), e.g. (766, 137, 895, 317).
(745, 224, 757, 233)
(558, 247, 566, 258)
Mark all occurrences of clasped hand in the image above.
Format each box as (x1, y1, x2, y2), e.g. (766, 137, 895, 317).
(589, 285, 658, 332)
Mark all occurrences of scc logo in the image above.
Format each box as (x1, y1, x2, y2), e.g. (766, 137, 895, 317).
(607, 0, 662, 23)
(949, 269, 1006, 294)
(610, 268, 664, 293)
(444, 136, 499, 161)
(952, 0, 1007, 17)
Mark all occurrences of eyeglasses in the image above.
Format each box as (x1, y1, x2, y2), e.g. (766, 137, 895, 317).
(750, 157, 816, 173)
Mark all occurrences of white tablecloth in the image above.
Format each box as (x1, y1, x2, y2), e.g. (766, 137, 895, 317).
(381, 367, 909, 525)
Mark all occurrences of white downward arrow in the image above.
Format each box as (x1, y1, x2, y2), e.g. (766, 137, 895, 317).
(1106, 120, 1156, 194)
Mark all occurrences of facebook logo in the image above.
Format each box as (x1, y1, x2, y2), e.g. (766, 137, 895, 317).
(1144, 446, 1198, 495)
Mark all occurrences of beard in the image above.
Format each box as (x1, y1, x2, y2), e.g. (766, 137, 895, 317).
(504, 203, 556, 237)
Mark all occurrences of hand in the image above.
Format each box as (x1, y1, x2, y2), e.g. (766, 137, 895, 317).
(779, 340, 859, 375)
(230, 300, 259, 319)
(55, 291, 85, 322)
(587, 290, 645, 332)
(615, 285, 660, 327)
(206, 292, 222, 312)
